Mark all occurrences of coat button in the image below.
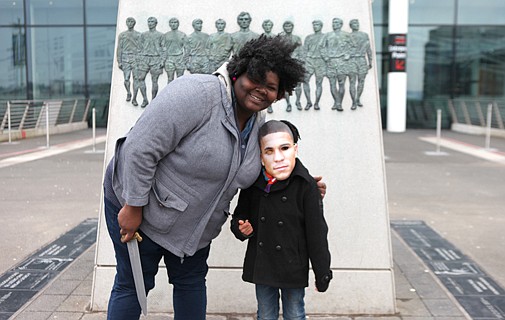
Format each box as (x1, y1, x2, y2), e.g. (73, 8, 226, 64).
(275, 245, 282, 251)
(158, 203, 163, 207)
(281, 196, 288, 202)
(260, 216, 266, 222)
(258, 241, 264, 247)
(277, 221, 284, 227)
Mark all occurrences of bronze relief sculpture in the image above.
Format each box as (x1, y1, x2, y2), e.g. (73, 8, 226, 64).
(116, 15, 372, 112)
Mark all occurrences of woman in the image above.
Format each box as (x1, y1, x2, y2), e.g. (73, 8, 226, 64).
(103, 35, 323, 320)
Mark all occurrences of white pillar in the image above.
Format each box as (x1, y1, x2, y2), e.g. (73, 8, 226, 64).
(387, 0, 409, 132)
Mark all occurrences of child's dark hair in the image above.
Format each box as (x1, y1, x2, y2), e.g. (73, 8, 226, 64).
(258, 120, 301, 143)
(227, 35, 306, 96)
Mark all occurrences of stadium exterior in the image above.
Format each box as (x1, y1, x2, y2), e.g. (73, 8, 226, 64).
(0, 0, 504, 129)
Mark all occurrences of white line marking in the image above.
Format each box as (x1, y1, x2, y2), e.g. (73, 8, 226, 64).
(0, 135, 106, 168)
(419, 136, 505, 164)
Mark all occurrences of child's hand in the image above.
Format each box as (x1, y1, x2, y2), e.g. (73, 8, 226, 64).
(238, 220, 253, 236)
(315, 271, 332, 292)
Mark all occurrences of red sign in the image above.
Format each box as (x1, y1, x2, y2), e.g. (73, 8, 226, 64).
(389, 34, 407, 72)
(395, 60, 405, 71)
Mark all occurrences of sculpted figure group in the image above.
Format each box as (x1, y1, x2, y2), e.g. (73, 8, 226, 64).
(116, 13, 372, 111)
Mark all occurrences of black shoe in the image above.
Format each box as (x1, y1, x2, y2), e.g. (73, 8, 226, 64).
(305, 103, 312, 110)
(296, 102, 302, 110)
(286, 105, 292, 112)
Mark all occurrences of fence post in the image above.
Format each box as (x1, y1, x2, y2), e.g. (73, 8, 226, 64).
(69, 99, 78, 123)
(447, 99, 458, 125)
(475, 101, 485, 126)
(461, 101, 471, 125)
(19, 105, 29, 131)
(82, 99, 91, 122)
(493, 101, 504, 130)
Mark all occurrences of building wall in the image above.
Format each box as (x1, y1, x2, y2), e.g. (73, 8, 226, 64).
(376, 0, 505, 128)
(1, 0, 504, 128)
(0, 0, 117, 126)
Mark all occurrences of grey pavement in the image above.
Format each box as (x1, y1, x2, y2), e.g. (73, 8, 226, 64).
(1, 128, 504, 319)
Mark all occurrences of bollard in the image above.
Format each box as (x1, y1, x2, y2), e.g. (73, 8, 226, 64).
(92, 108, 96, 153)
(424, 109, 448, 156)
(7, 102, 12, 144)
(485, 103, 492, 150)
(436, 109, 442, 153)
(46, 104, 50, 148)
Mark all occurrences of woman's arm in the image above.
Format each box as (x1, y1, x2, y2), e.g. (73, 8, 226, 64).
(313, 175, 327, 199)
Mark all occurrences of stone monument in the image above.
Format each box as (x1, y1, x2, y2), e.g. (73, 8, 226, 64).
(92, 0, 395, 315)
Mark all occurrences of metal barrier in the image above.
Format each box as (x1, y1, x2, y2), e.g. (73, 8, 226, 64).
(406, 98, 505, 138)
(448, 98, 505, 130)
(0, 99, 91, 143)
(447, 98, 505, 140)
(406, 98, 452, 129)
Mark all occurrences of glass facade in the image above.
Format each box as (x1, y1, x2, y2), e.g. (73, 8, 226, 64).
(0, 0, 24, 24)
(29, 27, 85, 98)
(0, 0, 503, 128)
(0, 0, 117, 126)
(26, 0, 84, 25)
(374, 0, 505, 128)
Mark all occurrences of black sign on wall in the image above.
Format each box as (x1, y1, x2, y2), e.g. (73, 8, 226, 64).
(389, 34, 407, 72)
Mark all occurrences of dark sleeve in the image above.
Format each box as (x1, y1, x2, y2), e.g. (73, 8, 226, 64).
(230, 188, 253, 241)
(303, 179, 332, 292)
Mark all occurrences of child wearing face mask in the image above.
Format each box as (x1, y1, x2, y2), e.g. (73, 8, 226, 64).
(230, 120, 332, 320)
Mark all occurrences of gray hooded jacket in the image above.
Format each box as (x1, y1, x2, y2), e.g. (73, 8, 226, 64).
(112, 64, 264, 257)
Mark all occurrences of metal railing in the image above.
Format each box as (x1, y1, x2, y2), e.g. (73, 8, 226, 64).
(406, 98, 505, 137)
(0, 99, 91, 143)
(448, 98, 505, 130)
(406, 98, 453, 129)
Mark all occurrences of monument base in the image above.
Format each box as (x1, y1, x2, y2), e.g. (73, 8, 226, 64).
(93, 0, 396, 315)
(91, 266, 395, 314)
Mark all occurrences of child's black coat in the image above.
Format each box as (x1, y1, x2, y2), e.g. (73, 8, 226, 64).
(231, 158, 332, 292)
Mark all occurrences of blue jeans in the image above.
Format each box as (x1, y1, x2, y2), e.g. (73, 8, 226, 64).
(255, 284, 306, 320)
(104, 197, 209, 320)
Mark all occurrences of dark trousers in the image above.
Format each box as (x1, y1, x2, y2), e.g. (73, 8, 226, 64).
(255, 284, 306, 320)
(104, 197, 209, 320)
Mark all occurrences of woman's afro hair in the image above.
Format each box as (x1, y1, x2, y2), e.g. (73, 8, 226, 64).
(227, 35, 306, 96)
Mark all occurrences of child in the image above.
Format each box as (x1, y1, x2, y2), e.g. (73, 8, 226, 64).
(231, 120, 332, 320)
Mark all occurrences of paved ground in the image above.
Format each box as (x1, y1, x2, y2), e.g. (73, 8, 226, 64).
(1, 128, 504, 319)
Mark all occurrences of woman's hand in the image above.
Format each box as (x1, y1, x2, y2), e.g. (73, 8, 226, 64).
(314, 176, 327, 199)
(118, 204, 143, 243)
